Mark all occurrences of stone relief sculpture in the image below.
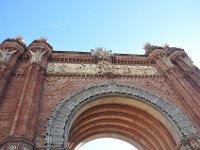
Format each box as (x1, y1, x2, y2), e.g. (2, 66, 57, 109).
(182, 56, 194, 67)
(162, 56, 174, 68)
(97, 61, 114, 74)
(29, 50, 46, 64)
(46, 62, 159, 76)
(0, 49, 17, 64)
(91, 47, 112, 59)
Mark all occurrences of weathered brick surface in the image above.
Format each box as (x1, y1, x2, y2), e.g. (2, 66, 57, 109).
(0, 39, 200, 150)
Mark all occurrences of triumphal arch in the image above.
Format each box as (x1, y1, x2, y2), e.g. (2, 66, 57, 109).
(0, 36, 200, 150)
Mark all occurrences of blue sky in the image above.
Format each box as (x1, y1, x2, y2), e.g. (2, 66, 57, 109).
(78, 138, 138, 150)
(1, 0, 200, 67)
(1, 1, 200, 149)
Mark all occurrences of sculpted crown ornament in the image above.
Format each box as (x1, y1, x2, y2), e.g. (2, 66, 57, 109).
(143, 42, 163, 54)
(162, 43, 169, 50)
(15, 35, 25, 44)
(91, 47, 112, 60)
(143, 42, 151, 51)
(39, 36, 48, 42)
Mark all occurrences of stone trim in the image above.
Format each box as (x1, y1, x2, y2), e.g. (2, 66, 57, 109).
(46, 62, 159, 77)
(44, 81, 200, 149)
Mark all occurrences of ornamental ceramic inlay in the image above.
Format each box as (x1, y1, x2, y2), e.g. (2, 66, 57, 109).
(46, 62, 159, 76)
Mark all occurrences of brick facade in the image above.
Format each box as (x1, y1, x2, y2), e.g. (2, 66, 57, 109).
(0, 37, 200, 150)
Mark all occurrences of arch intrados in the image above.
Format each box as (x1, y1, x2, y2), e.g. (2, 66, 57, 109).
(68, 96, 180, 139)
(68, 97, 176, 150)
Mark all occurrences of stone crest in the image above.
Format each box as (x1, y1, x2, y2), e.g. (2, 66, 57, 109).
(91, 47, 112, 59)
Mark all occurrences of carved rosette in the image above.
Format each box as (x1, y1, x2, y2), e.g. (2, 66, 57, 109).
(97, 61, 114, 75)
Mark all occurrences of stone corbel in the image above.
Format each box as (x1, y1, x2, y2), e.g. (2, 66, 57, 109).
(161, 55, 174, 71)
(29, 49, 46, 65)
(27, 38, 53, 70)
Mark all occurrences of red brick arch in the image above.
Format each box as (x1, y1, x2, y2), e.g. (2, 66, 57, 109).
(45, 82, 200, 150)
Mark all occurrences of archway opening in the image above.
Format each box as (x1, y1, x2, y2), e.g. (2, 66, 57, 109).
(46, 83, 200, 149)
(67, 96, 178, 150)
(76, 138, 138, 150)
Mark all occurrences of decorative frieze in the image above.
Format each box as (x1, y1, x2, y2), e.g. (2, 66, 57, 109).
(46, 61, 159, 76)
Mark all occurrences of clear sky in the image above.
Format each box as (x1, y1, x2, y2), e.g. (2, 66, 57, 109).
(1, 0, 200, 67)
(77, 138, 138, 150)
(1, 1, 200, 149)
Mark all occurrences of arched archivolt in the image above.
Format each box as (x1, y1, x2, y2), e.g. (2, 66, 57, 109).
(44, 81, 200, 150)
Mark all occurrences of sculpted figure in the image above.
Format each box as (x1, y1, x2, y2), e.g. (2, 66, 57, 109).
(0, 49, 17, 64)
(29, 50, 46, 64)
(162, 56, 174, 68)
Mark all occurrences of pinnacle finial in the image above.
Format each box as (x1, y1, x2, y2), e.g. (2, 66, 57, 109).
(15, 35, 25, 44)
(162, 43, 169, 50)
(39, 36, 48, 42)
(143, 42, 151, 51)
(91, 47, 112, 59)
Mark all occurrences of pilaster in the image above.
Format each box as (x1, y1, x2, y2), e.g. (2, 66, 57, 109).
(5, 38, 53, 150)
(146, 44, 200, 131)
(0, 36, 25, 99)
(169, 49, 200, 92)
